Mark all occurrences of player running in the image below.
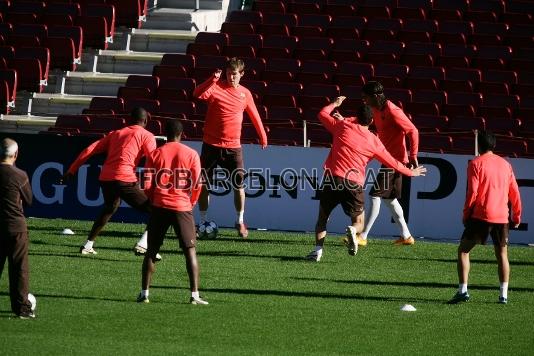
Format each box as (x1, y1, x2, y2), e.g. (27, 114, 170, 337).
(63, 108, 156, 256)
(193, 57, 268, 238)
(306, 98, 426, 262)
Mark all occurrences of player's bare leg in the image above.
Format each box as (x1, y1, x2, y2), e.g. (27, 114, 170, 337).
(234, 187, 248, 238)
(305, 206, 329, 261)
(494, 244, 510, 303)
(137, 254, 156, 303)
(449, 239, 476, 303)
(185, 247, 208, 304)
(345, 212, 367, 248)
(80, 199, 119, 255)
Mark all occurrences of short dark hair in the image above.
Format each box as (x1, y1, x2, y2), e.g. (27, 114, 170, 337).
(477, 130, 496, 154)
(130, 107, 148, 124)
(227, 57, 245, 72)
(362, 81, 384, 96)
(357, 105, 374, 126)
(165, 119, 183, 139)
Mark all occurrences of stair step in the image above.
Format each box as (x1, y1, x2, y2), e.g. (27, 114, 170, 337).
(96, 50, 163, 75)
(129, 29, 196, 52)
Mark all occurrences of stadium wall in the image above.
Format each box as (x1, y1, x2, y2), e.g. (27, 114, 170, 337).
(8, 134, 533, 244)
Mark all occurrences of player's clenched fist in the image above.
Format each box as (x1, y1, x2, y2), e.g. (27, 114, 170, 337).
(333, 96, 346, 108)
(213, 69, 222, 80)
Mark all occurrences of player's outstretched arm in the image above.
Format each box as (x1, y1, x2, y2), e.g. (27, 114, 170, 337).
(63, 136, 109, 182)
(244, 91, 268, 149)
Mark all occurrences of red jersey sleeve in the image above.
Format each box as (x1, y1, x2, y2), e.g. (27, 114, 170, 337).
(463, 161, 479, 222)
(391, 106, 419, 159)
(67, 135, 110, 175)
(317, 103, 338, 133)
(189, 152, 202, 206)
(508, 167, 522, 224)
(244, 91, 268, 146)
(373, 137, 414, 176)
(193, 75, 219, 100)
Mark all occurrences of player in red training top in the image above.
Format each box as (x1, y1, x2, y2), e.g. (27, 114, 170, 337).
(193, 57, 268, 238)
(448, 131, 521, 305)
(137, 119, 208, 305)
(63, 108, 156, 255)
(359, 81, 420, 247)
(305, 98, 426, 262)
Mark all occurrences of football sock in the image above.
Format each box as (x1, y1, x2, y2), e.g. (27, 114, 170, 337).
(500, 282, 508, 299)
(200, 211, 208, 224)
(314, 245, 323, 253)
(459, 283, 468, 294)
(384, 198, 412, 239)
(236, 211, 244, 224)
(84, 240, 94, 250)
(360, 197, 381, 240)
(137, 230, 148, 248)
(191, 291, 200, 299)
(141, 289, 149, 298)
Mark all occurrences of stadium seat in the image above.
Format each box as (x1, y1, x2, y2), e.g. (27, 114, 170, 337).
(442, 104, 477, 118)
(256, 23, 290, 36)
(413, 90, 447, 105)
(160, 53, 195, 70)
(441, 79, 474, 93)
(267, 106, 303, 123)
(48, 26, 83, 60)
(107, 0, 145, 28)
(123, 98, 160, 114)
(228, 10, 263, 25)
(411, 114, 448, 132)
(263, 35, 298, 51)
(159, 100, 196, 116)
(252, 1, 286, 14)
(403, 19, 438, 33)
(196, 55, 229, 71)
(240, 79, 267, 98)
(446, 68, 482, 83)
(302, 83, 340, 97)
(324, 4, 357, 17)
(410, 66, 445, 80)
(375, 64, 409, 79)
(126, 75, 159, 94)
(15, 46, 50, 84)
(55, 115, 91, 131)
(485, 117, 521, 136)
(89, 97, 124, 112)
(385, 88, 412, 104)
(263, 12, 297, 27)
(0, 79, 10, 114)
(287, 2, 321, 15)
(152, 65, 188, 79)
(405, 102, 440, 116)
(76, 16, 108, 49)
(477, 82, 509, 95)
(83, 3, 115, 40)
(10, 58, 42, 92)
(484, 94, 520, 109)
(89, 115, 126, 133)
(266, 81, 303, 97)
(118, 86, 152, 100)
(221, 22, 255, 35)
(405, 77, 439, 91)
(419, 133, 453, 153)
(186, 43, 220, 57)
(290, 26, 324, 38)
(447, 92, 483, 108)
(44, 37, 77, 71)
(478, 106, 512, 120)
(394, 8, 427, 21)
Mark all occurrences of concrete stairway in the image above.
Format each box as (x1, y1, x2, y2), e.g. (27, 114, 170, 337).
(0, 0, 235, 131)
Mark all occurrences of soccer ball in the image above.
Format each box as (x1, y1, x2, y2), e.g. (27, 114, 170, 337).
(198, 221, 218, 239)
(28, 293, 36, 312)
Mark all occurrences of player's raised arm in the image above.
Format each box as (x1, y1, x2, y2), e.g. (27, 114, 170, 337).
(318, 96, 346, 132)
(244, 91, 268, 149)
(193, 69, 222, 100)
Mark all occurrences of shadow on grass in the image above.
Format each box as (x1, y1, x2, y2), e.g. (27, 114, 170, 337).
(196, 250, 321, 262)
(28, 251, 134, 263)
(292, 276, 534, 293)
(212, 236, 309, 246)
(379, 256, 534, 267)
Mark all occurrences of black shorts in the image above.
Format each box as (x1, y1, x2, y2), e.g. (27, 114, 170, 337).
(201, 143, 245, 189)
(369, 165, 403, 199)
(100, 180, 150, 212)
(319, 176, 364, 218)
(461, 218, 509, 246)
(147, 207, 197, 257)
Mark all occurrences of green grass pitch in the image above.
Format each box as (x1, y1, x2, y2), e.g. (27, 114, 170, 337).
(1, 218, 533, 355)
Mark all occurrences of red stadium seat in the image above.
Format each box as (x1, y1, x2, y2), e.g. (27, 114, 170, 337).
(55, 115, 91, 130)
(107, 0, 145, 28)
(410, 66, 445, 80)
(228, 10, 263, 25)
(413, 90, 447, 105)
(412, 114, 448, 131)
(221, 22, 255, 35)
(76, 16, 108, 49)
(11, 58, 42, 92)
(152, 65, 188, 79)
(405, 102, 440, 116)
(118, 86, 152, 100)
(48, 25, 83, 60)
(15, 46, 50, 84)
(44, 37, 76, 71)
(159, 100, 196, 116)
(160, 53, 195, 69)
(196, 32, 229, 47)
(126, 75, 159, 93)
(123, 98, 160, 114)
(89, 97, 124, 112)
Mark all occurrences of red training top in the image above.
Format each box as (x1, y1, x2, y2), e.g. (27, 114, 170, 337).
(318, 103, 416, 186)
(143, 141, 202, 212)
(463, 152, 522, 224)
(371, 100, 419, 163)
(68, 125, 156, 182)
(193, 76, 268, 148)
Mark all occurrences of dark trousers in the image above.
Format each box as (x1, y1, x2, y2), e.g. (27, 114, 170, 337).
(0, 231, 31, 315)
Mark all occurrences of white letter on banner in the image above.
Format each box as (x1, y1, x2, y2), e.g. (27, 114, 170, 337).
(77, 165, 103, 206)
(31, 162, 65, 204)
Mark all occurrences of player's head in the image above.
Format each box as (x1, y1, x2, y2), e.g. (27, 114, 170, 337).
(477, 130, 496, 154)
(226, 57, 245, 88)
(0, 137, 18, 162)
(361, 81, 386, 109)
(165, 119, 183, 142)
(130, 107, 148, 127)
(357, 105, 374, 126)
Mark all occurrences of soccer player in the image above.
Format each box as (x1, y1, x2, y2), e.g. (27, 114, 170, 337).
(63, 108, 156, 255)
(193, 57, 268, 238)
(448, 131, 521, 305)
(305, 98, 426, 262)
(0, 138, 34, 319)
(137, 119, 207, 305)
(359, 81, 420, 246)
